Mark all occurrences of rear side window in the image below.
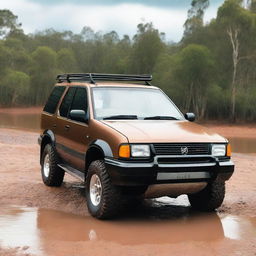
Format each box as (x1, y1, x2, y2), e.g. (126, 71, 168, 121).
(43, 86, 66, 114)
(59, 87, 76, 117)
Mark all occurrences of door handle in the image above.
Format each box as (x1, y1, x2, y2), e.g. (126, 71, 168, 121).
(53, 124, 57, 128)
(64, 125, 70, 130)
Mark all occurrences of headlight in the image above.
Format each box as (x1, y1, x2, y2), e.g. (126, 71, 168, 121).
(131, 145, 150, 157)
(212, 144, 226, 157)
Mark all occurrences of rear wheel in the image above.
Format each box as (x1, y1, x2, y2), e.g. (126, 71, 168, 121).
(86, 160, 123, 219)
(188, 181, 225, 211)
(41, 144, 65, 187)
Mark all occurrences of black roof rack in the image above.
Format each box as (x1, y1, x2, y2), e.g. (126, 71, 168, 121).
(56, 73, 152, 85)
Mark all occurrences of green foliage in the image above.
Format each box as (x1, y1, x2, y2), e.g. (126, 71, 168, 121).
(57, 48, 78, 73)
(0, 9, 22, 38)
(30, 46, 58, 105)
(129, 23, 164, 73)
(0, 42, 11, 72)
(184, 0, 209, 36)
(0, 70, 30, 106)
(173, 44, 215, 118)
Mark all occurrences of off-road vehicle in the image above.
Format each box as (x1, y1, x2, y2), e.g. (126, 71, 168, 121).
(38, 73, 234, 219)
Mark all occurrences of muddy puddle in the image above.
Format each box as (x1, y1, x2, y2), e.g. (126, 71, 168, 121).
(228, 137, 256, 154)
(0, 112, 40, 131)
(0, 204, 255, 256)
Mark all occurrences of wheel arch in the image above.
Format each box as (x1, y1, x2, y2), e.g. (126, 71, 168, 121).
(85, 140, 113, 171)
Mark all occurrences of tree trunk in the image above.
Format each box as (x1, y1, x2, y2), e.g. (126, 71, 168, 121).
(227, 27, 239, 122)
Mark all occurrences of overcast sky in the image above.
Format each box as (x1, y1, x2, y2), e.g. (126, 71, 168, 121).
(0, 0, 225, 42)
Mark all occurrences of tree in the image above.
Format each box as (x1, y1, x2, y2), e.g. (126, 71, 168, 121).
(4, 38, 32, 73)
(0, 9, 22, 38)
(30, 46, 57, 105)
(57, 48, 78, 73)
(1, 70, 30, 105)
(0, 42, 11, 73)
(216, 0, 255, 121)
(174, 44, 215, 119)
(129, 23, 164, 73)
(184, 0, 209, 37)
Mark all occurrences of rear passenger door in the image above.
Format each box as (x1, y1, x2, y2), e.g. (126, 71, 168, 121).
(55, 87, 90, 171)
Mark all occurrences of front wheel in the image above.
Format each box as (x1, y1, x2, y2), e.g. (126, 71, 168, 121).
(188, 181, 225, 211)
(85, 160, 123, 219)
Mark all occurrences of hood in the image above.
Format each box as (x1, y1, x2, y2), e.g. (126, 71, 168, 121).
(102, 120, 226, 143)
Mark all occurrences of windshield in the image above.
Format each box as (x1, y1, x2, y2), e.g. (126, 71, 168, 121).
(92, 87, 184, 120)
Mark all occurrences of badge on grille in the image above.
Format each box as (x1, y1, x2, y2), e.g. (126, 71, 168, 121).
(181, 146, 188, 155)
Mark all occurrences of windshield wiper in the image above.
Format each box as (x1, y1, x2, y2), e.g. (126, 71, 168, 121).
(144, 116, 178, 120)
(103, 115, 138, 120)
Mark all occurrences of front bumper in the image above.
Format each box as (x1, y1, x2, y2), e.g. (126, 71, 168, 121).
(105, 155, 234, 186)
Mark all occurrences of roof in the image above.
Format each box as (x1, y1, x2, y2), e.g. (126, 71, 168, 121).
(56, 81, 158, 89)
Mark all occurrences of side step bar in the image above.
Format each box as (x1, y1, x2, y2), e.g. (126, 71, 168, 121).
(58, 164, 84, 181)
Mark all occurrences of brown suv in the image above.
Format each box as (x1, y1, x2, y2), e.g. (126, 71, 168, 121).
(38, 73, 234, 219)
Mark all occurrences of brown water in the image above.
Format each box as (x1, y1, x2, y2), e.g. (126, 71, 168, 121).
(0, 205, 255, 256)
(1, 112, 256, 153)
(228, 137, 256, 154)
(0, 112, 41, 131)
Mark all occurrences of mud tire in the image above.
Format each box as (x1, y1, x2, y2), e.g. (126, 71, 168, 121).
(86, 160, 122, 219)
(41, 144, 65, 187)
(188, 181, 225, 211)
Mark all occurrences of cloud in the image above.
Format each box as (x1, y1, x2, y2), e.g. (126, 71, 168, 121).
(1, 0, 220, 42)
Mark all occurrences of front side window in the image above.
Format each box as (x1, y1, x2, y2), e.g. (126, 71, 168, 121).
(43, 86, 66, 114)
(70, 88, 88, 113)
(92, 87, 184, 120)
(59, 87, 76, 117)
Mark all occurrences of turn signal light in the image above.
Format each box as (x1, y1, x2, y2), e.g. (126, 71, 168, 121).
(119, 144, 130, 158)
(227, 144, 232, 157)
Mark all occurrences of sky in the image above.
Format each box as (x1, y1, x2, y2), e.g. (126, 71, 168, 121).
(0, 0, 225, 42)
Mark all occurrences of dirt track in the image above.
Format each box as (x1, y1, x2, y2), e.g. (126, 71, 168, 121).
(0, 128, 256, 256)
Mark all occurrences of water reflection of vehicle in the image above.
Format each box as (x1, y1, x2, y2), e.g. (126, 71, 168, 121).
(37, 207, 224, 245)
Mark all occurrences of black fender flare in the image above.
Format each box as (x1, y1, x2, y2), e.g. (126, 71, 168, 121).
(42, 129, 56, 145)
(40, 130, 56, 164)
(85, 140, 113, 170)
(89, 139, 113, 158)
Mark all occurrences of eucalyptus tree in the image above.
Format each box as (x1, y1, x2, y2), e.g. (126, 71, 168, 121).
(129, 23, 164, 74)
(174, 44, 215, 119)
(216, 0, 256, 121)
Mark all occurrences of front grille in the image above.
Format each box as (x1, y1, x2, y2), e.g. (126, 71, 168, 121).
(157, 157, 213, 164)
(153, 143, 211, 155)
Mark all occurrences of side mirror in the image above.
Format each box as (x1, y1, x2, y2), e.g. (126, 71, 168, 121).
(184, 112, 195, 122)
(69, 109, 88, 123)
